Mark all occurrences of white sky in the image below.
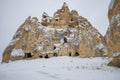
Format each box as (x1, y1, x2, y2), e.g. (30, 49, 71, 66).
(0, 0, 111, 56)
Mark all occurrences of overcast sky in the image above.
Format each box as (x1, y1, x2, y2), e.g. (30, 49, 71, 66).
(0, 0, 111, 56)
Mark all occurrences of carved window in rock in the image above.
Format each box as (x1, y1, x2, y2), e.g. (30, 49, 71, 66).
(71, 19, 73, 21)
(53, 53, 58, 57)
(55, 19, 59, 21)
(74, 52, 79, 56)
(53, 46, 56, 50)
(25, 53, 32, 58)
(69, 52, 71, 56)
(64, 37, 67, 43)
(39, 55, 43, 58)
(44, 54, 49, 58)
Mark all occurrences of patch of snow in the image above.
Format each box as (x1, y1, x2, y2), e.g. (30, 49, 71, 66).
(60, 38, 64, 44)
(11, 49, 24, 57)
(42, 18, 46, 21)
(69, 28, 77, 33)
(34, 46, 43, 51)
(63, 28, 68, 32)
(64, 43, 69, 48)
(95, 44, 108, 55)
(74, 41, 79, 46)
(24, 25, 31, 31)
(70, 34, 75, 38)
(54, 43, 61, 47)
(54, 13, 59, 16)
(43, 27, 55, 32)
(31, 18, 37, 23)
(110, 14, 120, 25)
(95, 44, 105, 50)
(42, 51, 53, 54)
(36, 25, 44, 29)
(56, 28, 64, 31)
(55, 17, 60, 20)
(54, 47, 60, 51)
(69, 20, 74, 23)
(9, 38, 20, 46)
(45, 34, 50, 38)
(61, 9, 64, 12)
(16, 31, 22, 35)
(113, 52, 120, 57)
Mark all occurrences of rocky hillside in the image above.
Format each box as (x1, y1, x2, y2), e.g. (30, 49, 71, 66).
(2, 2, 107, 63)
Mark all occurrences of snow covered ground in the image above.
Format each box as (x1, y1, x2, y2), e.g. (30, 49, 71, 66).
(0, 56, 120, 80)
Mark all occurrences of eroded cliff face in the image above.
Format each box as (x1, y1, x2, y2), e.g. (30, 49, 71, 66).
(105, 0, 120, 57)
(2, 2, 107, 63)
(106, 0, 120, 68)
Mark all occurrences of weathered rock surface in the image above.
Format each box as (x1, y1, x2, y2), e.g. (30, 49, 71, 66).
(106, 0, 120, 68)
(105, 0, 120, 57)
(2, 2, 107, 63)
(108, 53, 120, 68)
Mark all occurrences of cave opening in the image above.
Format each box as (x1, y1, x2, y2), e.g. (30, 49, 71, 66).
(74, 52, 79, 56)
(25, 53, 32, 58)
(39, 55, 43, 58)
(69, 53, 71, 56)
(64, 37, 67, 43)
(53, 46, 56, 50)
(53, 53, 58, 57)
(45, 54, 49, 58)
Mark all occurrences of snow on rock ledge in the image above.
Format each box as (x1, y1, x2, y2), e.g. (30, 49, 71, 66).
(11, 49, 24, 57)
(113, 52, 120, 57)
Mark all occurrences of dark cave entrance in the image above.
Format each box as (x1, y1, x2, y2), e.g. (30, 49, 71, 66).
(64, 37, 67, 43)
(53, 53, 58, 57)
(74, 52, 79, 56)
(53, 46, 56, 50)
(69, 52, 71, 56)
(55, 19, 59, 21)
(25, 53, 32, 58)
(39, 55, 43, 58)
(44, 54, 49, 58)
(71, 19, 73, 21)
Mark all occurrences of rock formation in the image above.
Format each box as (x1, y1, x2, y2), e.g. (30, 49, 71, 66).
(105, 0, 120, 57)
(2, 2, 107, 63)
(106, 0, 120, 68)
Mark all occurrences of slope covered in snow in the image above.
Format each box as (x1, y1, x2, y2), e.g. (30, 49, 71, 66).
(0, 56, 120, 80)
